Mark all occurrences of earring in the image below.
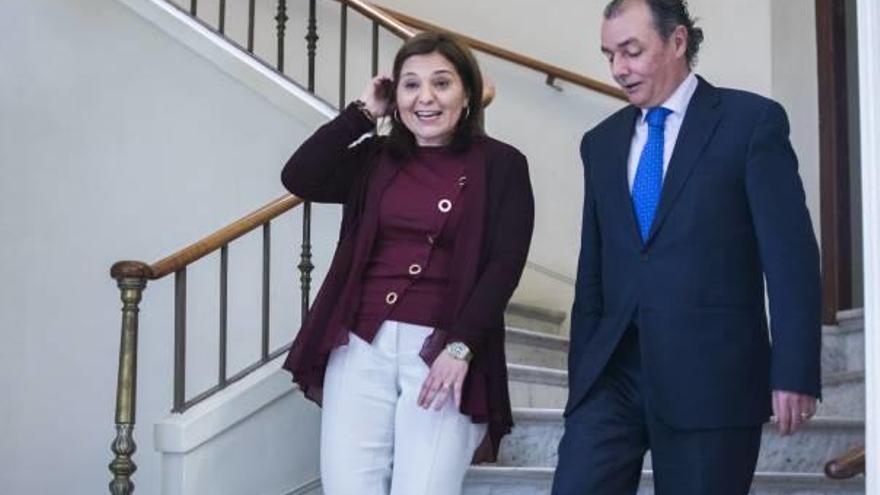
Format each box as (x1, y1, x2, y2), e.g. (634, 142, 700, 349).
(393, 109, 401, 122)
(463, 106, 471, 120)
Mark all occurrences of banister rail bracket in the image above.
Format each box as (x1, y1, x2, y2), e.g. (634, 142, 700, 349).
(545, 75, 563, 92)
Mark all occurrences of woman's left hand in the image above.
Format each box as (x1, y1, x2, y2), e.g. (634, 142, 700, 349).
(418, 352, 469, 411)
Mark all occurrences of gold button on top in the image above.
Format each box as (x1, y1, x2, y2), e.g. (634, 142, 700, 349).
(438, 199, 452, 213)
(426, 234, 435, 245)
(458, 175, 467, 187)
(385, 291, 398, 305)
(408, 263, 422, 276)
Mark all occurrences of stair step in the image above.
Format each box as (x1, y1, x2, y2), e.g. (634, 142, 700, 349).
(464, 466, 865, 494)
(819, 370, 865, 418)
(498, 408, 863, 474)
(507, 365, 864, 418)
(505, 326, 568, 370)
(822, 320, 865, 375)
(505, 302, 566, 336)
(506, 316, 865, 378)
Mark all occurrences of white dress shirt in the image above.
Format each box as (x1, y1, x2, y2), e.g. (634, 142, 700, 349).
(627, 72, 699, 191)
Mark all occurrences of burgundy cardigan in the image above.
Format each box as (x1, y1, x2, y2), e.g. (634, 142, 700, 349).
(280, 104, 535, 462)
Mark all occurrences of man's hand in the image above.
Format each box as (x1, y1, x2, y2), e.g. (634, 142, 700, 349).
(772, 390, 817, 435)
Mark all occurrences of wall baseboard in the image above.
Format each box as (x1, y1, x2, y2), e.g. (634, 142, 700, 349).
(281, 477, 322, 495)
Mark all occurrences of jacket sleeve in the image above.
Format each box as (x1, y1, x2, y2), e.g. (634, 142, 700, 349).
(280, 103, 377, 204)
(744, 100, 822, 398)
(568, 133, 604, 377)
(449, 149, 535, 351)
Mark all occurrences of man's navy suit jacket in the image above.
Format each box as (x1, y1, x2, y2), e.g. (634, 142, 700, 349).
(567, 76, 822, 429)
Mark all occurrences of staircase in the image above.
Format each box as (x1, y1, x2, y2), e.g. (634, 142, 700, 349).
(463, 306, 867, 494)
(103, 2, 868, 494)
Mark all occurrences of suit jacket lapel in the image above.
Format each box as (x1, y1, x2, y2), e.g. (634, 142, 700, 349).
(606, 106, 643, 248)
(647, 77, 722, 244)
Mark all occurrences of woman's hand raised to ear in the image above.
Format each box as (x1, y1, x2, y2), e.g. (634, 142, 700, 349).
(358, 75, 394, 119)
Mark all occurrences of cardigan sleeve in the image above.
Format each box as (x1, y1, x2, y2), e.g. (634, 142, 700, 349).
(281, 103, 378, 204)
(450, 148, 535, 351)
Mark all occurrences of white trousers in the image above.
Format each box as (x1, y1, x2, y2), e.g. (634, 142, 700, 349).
(320, 320, 487, 495)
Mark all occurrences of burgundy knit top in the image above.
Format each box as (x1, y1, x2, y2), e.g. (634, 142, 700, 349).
(353, 147, 467, 342)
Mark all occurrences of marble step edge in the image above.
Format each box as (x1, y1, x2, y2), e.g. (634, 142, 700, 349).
(507, 363, 567, 387)
(823, 323, 865, 337)
(506, 303, 567, 326)
(823, 309, 864, 335)
(509, 363, 864, 389)
(836, 308, 864, 325)
(506, 326, 570, 351)
(466, 465, 865, 488)
(824, 369, 865, 387)
(509, 407, 865, 431)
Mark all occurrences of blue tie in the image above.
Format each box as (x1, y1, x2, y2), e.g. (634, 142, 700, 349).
(632, 107, 672, 243)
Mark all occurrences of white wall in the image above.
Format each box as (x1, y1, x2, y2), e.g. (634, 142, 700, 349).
(771, 0, 822, 243)
(0, 0, 335, 493)
(154, 365, 321, 495)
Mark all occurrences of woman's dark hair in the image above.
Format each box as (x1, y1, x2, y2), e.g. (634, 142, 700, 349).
(604, 0, 704, 68)
(385, 31, 484, 157)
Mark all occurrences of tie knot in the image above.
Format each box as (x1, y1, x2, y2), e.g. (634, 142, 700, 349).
(645, 107, 671, 128)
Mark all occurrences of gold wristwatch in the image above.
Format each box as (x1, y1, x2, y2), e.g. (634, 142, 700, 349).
(444, 341, 473, 362)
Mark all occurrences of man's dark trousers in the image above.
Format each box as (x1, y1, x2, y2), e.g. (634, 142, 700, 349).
(551, 325, 762, 495)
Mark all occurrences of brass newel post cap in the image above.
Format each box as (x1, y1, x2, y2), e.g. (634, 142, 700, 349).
(110, 261, 153, 280)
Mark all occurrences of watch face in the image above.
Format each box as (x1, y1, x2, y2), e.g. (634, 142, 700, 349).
(446, 342, 471, 360)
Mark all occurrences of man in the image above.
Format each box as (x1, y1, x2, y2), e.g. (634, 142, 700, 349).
(552, 1, 822, 494)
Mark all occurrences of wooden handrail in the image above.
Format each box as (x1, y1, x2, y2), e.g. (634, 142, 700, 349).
(824, 445, 866, 479)
(372, 4, 627, 102)
(345, 0, 415, 39)
(111, 194, 303, 281)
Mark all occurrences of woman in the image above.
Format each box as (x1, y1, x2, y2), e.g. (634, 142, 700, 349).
(281, 31, 534, 495)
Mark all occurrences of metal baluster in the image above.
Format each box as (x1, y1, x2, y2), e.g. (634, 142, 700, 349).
(306, 0, 319, 92)
(276, 0, 288, 72)
(218, 0, 226, 34)
(173, 268, 187, 412)
(339, 0, 348, 110)
(262, 224, 271, 361)
(247, 0, 256, 53)
(108, 262, 149, 495)
(371, 20, 379, 77)
(300, 0, 317, 322)
(219, 246, 228, 387)
(299, 204, 313, 322)
(190, 0, 197, 15)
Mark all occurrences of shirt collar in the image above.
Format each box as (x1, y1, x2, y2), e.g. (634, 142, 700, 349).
(640, 71, 698, 121)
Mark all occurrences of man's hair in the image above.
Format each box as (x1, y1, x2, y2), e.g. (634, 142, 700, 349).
(605, 0, 704, 67)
